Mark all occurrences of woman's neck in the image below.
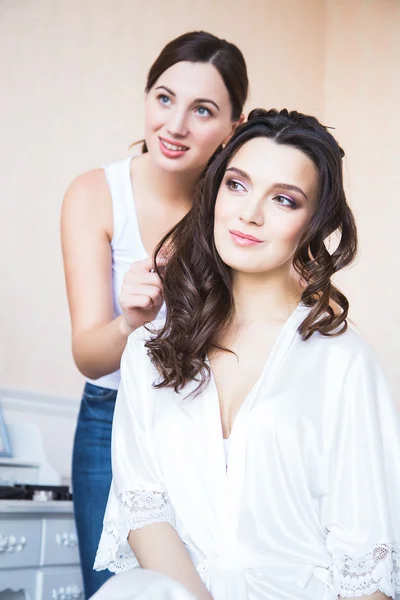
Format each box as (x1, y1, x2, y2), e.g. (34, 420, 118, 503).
(139, 152, 202, 208)
(231, 268, 302, 326)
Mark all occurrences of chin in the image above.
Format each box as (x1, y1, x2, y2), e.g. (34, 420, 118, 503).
(219, 252, 280, 274)
(152, 153, 185, 171)
(232, 265, 267, 274)
(155, 151, 197, 173)
(219, 256, 253, 273)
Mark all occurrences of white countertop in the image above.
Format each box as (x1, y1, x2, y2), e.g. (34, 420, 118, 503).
(0, 500, 74, 514)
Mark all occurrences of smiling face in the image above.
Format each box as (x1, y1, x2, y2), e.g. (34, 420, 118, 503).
(213, 136, 318, 276)
(144, 61, 238, 174)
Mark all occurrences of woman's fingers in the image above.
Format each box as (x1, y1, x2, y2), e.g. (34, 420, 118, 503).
(124, 294, 161, 310)
(123, 271, 163, 287)
(119, 257, 167, 329)
(121, 283, 162, 306)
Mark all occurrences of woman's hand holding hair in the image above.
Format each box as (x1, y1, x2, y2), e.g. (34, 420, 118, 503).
(119, 257, 166, 335)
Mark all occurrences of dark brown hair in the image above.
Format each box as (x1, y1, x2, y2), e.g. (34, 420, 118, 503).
(146, 108, 358, 395)
(141, 31, 248, 153)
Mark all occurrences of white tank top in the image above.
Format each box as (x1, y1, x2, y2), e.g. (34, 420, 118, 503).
(85, 156, 160, 391)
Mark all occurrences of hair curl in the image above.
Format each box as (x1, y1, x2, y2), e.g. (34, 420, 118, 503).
(146, 108, 358, 395)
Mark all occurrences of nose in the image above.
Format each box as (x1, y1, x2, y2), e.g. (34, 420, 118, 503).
(239, 194, 264, 227)
(166, 107, 189, 139)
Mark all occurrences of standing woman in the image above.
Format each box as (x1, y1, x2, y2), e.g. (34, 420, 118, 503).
(61, 31, 248, 598)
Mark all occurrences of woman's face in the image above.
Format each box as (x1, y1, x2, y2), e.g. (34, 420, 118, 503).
(213, 137, 318, 276)
(144, 61, 239, 174)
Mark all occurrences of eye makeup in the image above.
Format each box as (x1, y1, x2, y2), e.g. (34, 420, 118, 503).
(225, 178, 248, 193)
(273, 194, 298, 209)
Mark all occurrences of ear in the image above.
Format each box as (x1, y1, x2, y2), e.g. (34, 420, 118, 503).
(222, 113, 245, 146)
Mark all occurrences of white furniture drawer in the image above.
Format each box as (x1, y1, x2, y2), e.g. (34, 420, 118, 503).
(0, 567, 37, 599)
(39, 567, 83, 600)
(41, 519, 79, 566)
(0, 518, 41, 569)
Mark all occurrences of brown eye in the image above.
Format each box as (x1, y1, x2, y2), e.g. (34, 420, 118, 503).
(274, 194, 297, 208)
(226, 179, 246, 192)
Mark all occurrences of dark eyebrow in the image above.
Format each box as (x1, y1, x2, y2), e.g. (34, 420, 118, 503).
(155, 86, 220, 111)
(226, 168, 309, 201)
(194, 98, 220, 111)
(225, 167, 251, 180)
(155, 85, 175, 96)
(271, 183, 308, 202)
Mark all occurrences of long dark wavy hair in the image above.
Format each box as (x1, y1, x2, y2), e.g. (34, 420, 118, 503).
(140, 31, 248, 154)
(146, 108, 358, 395)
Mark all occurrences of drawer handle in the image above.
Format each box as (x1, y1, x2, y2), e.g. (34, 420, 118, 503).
(51, 585, 84, 599)
(55, 531, 78, 548)
(0, 534, 27, 553)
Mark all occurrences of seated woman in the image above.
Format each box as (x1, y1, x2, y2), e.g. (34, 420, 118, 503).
(94, 109, 400, 600)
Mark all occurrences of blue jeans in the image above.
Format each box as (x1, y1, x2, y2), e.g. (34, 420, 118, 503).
(72, 382, 117, 599)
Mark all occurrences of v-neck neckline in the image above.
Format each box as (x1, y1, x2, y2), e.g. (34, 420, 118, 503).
(206, 303, 307, 444)
(178, 304, 311, 537)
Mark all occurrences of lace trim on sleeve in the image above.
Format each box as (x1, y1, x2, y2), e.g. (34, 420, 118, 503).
(330, 543, 400, 598)
(94, 490, 174, 573)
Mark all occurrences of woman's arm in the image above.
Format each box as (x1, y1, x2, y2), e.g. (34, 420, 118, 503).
(129, 522, 213, 600)
(324, 349, 400, 600)
(61, 170, 163, 379)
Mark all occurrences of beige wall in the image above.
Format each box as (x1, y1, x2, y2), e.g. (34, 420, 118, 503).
(0, 0, 398, 407)
(0, 0, 325, 397)
(324, 0, 400, 396)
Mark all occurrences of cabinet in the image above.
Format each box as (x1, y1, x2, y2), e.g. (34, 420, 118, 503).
(0, 501, 82, 600)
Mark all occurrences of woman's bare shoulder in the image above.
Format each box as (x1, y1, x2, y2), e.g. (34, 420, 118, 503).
(61, 167, 113, 236)
(64, 168, 110, 206)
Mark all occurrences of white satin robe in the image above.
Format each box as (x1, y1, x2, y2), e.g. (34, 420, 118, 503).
(94, 305, 400, 599)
